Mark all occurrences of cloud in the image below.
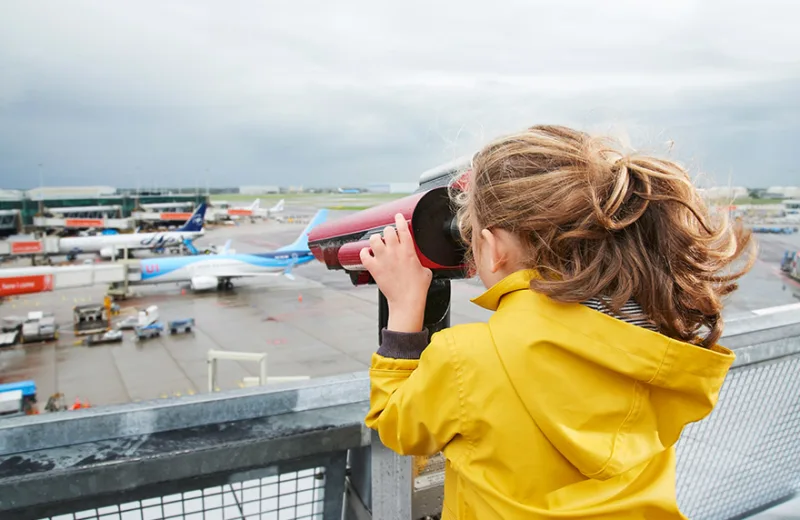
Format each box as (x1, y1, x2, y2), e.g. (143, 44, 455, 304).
(0, 0, 798, 188)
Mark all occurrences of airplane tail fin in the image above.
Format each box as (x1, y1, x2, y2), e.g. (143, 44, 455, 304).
(271, 199, 285, 212)
(182, 238, 199, 255)
(251, 199, 261, 210)
(277, 209, 328, 252)
(178, 203, 207, 232)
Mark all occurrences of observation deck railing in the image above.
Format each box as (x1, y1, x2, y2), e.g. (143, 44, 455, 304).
(0, 306, 798, 520)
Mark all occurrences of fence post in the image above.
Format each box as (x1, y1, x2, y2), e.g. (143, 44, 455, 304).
(371, 430, 413, 520)
(323, 451, 348, 520)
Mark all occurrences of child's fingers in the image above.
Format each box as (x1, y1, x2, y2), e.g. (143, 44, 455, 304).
(383, 225, 398, 247)
(395, 214, 412, 245)
(359, 247, 374, 268)
(369, 232, 385, 256)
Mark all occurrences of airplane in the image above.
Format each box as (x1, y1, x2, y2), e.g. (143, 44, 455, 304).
(134, 209, 328, 291)
(59, 203, 207, 260)
(208, 198, 285, 221)
(267, 198, 285, 216)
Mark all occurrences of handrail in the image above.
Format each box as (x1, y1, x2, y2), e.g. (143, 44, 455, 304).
(0, 371, 369, 456)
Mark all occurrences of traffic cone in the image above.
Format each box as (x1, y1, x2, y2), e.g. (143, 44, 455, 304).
(298, 293, 303, 302)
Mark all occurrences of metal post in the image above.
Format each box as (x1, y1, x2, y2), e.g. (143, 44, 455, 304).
(208, 357, 217, 393)
(371, 279, 451, 519)
(323, 451, 348, 520)
(260, 355, 268, 385)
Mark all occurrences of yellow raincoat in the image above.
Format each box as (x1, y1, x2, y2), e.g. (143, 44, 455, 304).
(366, 269, 735, 519)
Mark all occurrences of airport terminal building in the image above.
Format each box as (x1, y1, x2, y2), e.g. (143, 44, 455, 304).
(0, 190, 208, 237)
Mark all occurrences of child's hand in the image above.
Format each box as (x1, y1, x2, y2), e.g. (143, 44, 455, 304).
(360, 213, 432, 333)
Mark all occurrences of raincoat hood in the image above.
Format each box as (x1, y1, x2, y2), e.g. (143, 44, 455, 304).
(471, 269, 736, 480)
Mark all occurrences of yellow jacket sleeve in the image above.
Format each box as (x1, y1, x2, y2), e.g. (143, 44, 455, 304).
(365, 330, 464, 457)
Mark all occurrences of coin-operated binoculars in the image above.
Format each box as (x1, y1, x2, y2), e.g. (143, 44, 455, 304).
(308, 156, 472, 342)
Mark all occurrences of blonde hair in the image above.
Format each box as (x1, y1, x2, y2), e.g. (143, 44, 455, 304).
(453, 125, 756, 348)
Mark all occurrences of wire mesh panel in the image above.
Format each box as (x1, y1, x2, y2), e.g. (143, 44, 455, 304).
(40, 467, 327, 520)
(676, 353, 800, 520)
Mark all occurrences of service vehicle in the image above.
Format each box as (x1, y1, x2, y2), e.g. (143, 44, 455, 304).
(0, 380, 38, 417)
(84, 329, 123, 346)
(21, 312, 58, 343)
(134, 321, 164, 341)
(0, 331, 19, 348)
(168, 318, 195, 335)
(1, 316, 25, 333)
(782, 251, 799, 281)
(117, 315, 139, 330)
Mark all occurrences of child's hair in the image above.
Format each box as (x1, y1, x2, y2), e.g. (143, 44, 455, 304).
(453, 124, 756, 348)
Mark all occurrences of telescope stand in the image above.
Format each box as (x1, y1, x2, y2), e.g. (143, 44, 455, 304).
(377, 279, 452, 343)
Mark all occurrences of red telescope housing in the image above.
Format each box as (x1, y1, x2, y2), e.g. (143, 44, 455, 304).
(307, 186, 468, 286)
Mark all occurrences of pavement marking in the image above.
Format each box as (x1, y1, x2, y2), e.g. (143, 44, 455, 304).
(752, 302, 800, 315)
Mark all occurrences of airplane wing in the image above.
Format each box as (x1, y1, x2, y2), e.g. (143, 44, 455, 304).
(208, 258, 298, 280)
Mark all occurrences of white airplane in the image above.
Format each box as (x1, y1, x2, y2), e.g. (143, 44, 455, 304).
(208, 199, 285, 221)
(135, 209, 327, 291)
(59, 204, 207, 260)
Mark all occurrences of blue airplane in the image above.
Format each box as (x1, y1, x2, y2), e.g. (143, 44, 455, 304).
(134, 209, 328, 291)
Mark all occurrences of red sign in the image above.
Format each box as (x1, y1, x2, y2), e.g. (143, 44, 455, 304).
(160, 212, 192, 221)
(65, 218, 105, 228)
(0, 275, 53, 297)
(10, 241, 43, 254)
(228, 209, 253, 216)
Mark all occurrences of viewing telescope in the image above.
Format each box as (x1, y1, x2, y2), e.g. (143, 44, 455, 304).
(307, 156, 473, 286)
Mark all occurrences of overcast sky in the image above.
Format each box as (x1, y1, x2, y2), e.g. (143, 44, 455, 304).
(1, 0, 798, 189)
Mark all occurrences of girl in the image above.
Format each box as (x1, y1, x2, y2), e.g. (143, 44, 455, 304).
(360, 125, 755, 519)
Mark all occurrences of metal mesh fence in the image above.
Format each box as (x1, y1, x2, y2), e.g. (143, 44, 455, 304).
(40, 467, 327, 520)
(676, 353, 800, 519)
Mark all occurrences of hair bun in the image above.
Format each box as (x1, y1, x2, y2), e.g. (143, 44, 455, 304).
(590, 154, 651, 232)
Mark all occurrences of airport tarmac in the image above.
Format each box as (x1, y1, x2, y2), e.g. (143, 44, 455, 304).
(0, 207, 799, 409)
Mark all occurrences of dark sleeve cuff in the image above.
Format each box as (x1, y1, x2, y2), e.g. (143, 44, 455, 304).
(377, 328, 430, 360)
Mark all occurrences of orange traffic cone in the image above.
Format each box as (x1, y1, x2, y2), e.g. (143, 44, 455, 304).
(298, 293, 303, 302)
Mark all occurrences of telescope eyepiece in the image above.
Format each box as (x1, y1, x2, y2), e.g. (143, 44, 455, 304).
(446, 217, 463, 245)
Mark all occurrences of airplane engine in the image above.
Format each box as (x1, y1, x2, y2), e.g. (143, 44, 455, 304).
(190, 276, 218, 291)
(99, 246, 122, 259)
